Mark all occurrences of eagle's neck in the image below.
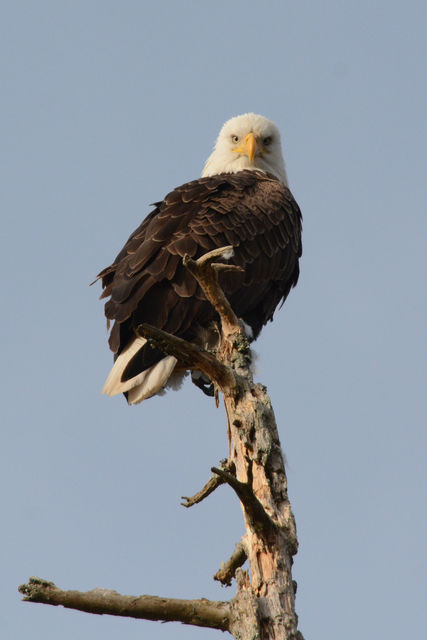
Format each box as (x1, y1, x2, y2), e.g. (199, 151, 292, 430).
(202, 152, 288, 186)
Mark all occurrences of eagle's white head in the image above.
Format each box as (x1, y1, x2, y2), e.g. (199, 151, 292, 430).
(202, 113, 288, 186)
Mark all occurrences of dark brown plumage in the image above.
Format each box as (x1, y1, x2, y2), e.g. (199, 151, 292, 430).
(97, 169, 302, 401)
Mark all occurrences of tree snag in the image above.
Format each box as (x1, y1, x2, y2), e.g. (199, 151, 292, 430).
(19, 247, 304, 639)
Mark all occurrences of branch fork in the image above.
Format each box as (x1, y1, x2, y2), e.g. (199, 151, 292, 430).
(211, 466, 276, 533)
(183, 246, 243, 339)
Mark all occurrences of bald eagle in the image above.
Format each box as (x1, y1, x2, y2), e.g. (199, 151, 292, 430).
(96, 113, 302, 404)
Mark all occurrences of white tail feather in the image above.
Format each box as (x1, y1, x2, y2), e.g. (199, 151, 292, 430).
(126, 356, 177, 404)
(102, 337, 149, 396)
(102, 335, 178, 402)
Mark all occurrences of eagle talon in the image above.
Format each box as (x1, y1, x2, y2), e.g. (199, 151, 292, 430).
(191, 372, 215, 397)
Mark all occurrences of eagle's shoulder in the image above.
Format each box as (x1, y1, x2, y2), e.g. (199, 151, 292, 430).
(96, 170, 300, 289)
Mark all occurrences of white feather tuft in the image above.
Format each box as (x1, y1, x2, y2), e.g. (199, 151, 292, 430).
(166, 370, 187, 391)
(222, 247, 234, 260)
(242, 321, 254, 340)
(126, 356, 178, 404)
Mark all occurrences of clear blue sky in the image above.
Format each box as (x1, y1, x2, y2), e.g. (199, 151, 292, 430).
(2, 1, 426, 639)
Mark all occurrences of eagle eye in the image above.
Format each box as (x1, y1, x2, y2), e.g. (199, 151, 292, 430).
(231, 135, 239, 144)
(263, 136, 272, 146)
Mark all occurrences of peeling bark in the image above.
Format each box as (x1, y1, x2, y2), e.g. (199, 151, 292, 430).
(181, 248, 303, 639)
(222, 345, 301, 639)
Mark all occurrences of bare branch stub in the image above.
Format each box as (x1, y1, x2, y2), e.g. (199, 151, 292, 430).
(181, 475, 225, 508)
(214, 541, 248, 587)
(19, 577, 230, 631)
(181, 460, 234, 508)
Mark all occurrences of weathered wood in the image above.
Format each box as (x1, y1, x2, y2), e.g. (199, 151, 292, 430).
(214, 541, 248, 586)
(19, 577, 230, 631)
(183, 247, 303, 639)
(224, 378, 301, 639)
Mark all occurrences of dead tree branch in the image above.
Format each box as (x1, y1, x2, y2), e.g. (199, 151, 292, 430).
(183, 246, 243, 337)
(19, 246, 304, 639)
(181, 473, 226, 507)
(19, 577, 230, 631)
(136, 323, 236, 391)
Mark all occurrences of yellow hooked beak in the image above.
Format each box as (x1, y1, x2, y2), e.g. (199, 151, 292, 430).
(232, 132, 257, 164)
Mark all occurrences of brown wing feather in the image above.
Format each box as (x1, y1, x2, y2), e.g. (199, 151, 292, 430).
(97, 170, 302, 378)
